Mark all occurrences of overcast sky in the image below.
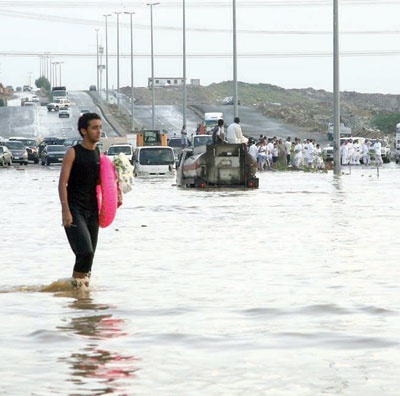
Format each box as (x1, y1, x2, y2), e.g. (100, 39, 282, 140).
(1, 0, 400, 94)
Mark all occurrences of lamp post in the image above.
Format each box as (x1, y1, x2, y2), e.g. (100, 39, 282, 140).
(115, 11, 122, 115)
(182, 0, 187, 129)
(95, 28, 100, 94)
(147, 2, 160, 130)
(125, 11, 136, 132)
(333, 0, 341, 176)
(58, 61, 64, 86)
(49, 58, 53, 87)
(43, 52, 49, 80)
(52, 62, 58, 87)
(103, 14, 112, 103)
(232, 0, 238, 118)
(99, 44, 104, 94)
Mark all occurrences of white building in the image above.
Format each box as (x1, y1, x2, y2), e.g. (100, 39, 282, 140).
(148, 78, 200, 88)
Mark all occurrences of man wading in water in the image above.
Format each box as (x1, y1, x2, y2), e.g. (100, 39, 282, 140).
(58, 113, 102, 288)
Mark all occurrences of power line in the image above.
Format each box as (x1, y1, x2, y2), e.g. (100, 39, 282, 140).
(1, 9, 400, 35)
(2, 49, 400, 58)
(1, 1, 400, 7)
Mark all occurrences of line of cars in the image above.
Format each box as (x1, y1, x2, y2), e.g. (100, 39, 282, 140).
(0, 136, 84, 167)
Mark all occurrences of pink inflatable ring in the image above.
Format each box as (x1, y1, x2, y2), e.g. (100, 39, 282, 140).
(96, 154, 118, 228)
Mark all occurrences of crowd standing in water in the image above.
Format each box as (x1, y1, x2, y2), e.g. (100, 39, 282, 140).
(249, 135, 325, 171)
(182, 119, 388, 171)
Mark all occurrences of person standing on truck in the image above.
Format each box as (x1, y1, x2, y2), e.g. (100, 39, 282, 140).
(212, 119, 225, 144)
(227, 117, 248, 144)
(181, 125, 189, 147)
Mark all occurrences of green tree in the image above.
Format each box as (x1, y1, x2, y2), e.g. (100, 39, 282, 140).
(372, 112, 400, 135)
(35, 76, 51, 93)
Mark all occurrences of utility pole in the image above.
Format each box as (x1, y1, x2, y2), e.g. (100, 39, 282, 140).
(333, 0, 341, 176)
(115, 11, 122, 115)
(95, 28, 100, 94)
(125, 11, 136, 132)
(103, 14, 112, 103)
(182, 0, 187, 129)
(233, 0, 238, 118)
(147, 2, 160, 130)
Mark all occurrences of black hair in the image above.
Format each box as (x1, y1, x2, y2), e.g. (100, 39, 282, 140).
(234, 117, 240, 123)
(78, 112, 101, 137)
(217, 119, 224, 126)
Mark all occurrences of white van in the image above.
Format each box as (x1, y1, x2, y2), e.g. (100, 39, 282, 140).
(106, 144, 134, 164)
(133, 146, 175, 176)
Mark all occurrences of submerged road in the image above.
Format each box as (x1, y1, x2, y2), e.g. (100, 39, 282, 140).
(1, 91, 327, 146)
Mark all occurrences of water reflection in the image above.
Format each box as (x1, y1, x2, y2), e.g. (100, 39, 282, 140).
(58, 297, 139, 395)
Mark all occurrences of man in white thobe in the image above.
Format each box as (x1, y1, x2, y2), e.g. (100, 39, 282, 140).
(226, 117, 248, 144)
(373, 140, 383, 166)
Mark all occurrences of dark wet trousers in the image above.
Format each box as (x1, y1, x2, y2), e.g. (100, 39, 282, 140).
(65, 206, 99, 274)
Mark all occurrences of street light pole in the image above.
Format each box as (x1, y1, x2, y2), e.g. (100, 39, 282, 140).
(182, 0, 187, 129)
(52, 62, 58, 87)
(233, 0, 238, 118)
(147, 2, 160, 130)
(99, 44, 104, 95)
(125, 11, 136, 132)
(103, 14, 112, 103)
(115, 11, 122, 115)
(333, 0, 341, 176)
(59, 61, 64, 86)
(95, 28, 100, 94)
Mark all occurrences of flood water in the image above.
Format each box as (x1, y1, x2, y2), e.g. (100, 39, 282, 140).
(1, 163, 400, 395)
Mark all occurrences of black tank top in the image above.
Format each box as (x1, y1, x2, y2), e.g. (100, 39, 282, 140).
(67, 144, 100, 211)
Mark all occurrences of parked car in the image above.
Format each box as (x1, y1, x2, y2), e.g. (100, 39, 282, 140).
(322, 144, 334, 162)
(222, 96, 240, 105)
(38, 137, 66, 156)
(5, 140, 28, 165)
(41, 144, 67, 165)
(59, 106, 71, 118)
(132, 146, 176, 177)
(8, 137, 39, 164)
(0, 146, 12, 166)
(63, 138, 83, 148)
(168, 137, 185, 164)
(79, 109, 91, 117)
(47, 98, 70, 112)
(31, 95, 40, 102)
(106, 144, 134, 164)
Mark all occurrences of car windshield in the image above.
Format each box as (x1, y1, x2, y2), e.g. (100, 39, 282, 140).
(193, 136, 213, 147)
(168, 138, 182, 148)
(64, 139, 81, 146)
(108, 146, 132, 155)
(17, 139, 36, 147)
(139, 148, 174, 165)
(6, 141, 25, 149)
(47, 145, 67, 152)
